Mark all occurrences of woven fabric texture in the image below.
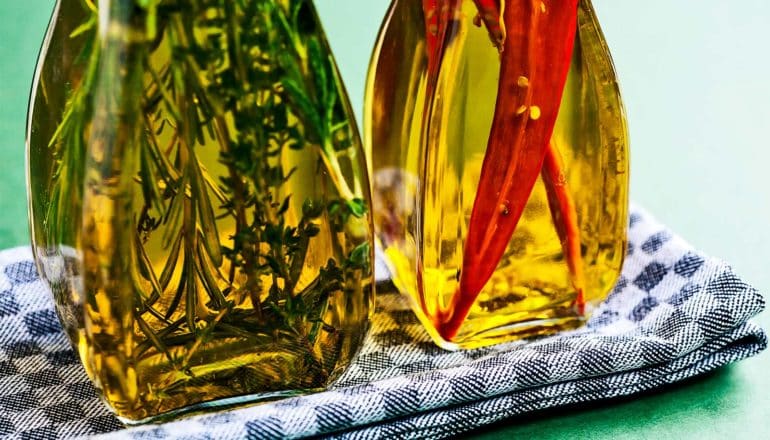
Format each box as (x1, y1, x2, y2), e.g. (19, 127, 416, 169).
(0, 206, 765, 439)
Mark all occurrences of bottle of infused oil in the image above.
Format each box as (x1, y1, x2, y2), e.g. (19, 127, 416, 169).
(27, 0, 374, 422)
(365, 0, 629, 349)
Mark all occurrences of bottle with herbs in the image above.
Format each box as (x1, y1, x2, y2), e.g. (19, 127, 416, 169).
(27, 0, 374, 422)
(365, 0, 629, 349)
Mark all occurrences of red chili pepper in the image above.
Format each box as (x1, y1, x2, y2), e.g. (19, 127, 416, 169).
(542, 141, 585, 315)
(423, 0, 440, 60)
(422, 0, 461, 90)
(436, 0, 580, 340)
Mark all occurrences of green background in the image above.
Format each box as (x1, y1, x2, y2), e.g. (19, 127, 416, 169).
(1, 0, 768, 438)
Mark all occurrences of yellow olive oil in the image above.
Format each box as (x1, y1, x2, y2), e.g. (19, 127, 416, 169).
(28, 0, 373, 421)
(365, 0, 628, 349)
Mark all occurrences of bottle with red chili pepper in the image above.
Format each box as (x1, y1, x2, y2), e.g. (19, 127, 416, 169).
(365, 0, 629, 349)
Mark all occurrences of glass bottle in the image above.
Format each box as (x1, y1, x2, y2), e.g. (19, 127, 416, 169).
(365, 0, 629, 349)
(27, 0, 374, 422)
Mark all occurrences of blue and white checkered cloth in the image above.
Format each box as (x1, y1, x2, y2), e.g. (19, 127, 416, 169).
(0, 206, 765, 439)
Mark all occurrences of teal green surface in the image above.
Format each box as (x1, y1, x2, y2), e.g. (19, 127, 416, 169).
(1, 1, 767, 438)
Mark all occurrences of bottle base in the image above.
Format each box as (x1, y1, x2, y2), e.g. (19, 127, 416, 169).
(428, 315, 587, 351)
(115, 388, 321, 426)
(382, 257, 591, 351)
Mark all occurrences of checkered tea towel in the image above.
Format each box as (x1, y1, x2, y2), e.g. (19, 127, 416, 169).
(0, 206, 765, 439)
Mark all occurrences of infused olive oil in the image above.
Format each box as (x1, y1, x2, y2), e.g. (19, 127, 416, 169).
(365, 0, 628, 349)
(27, 0, 373, 421)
